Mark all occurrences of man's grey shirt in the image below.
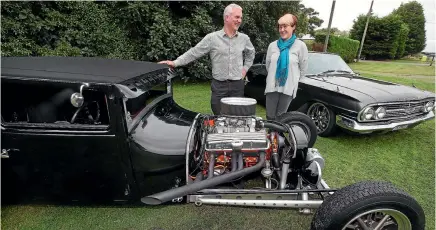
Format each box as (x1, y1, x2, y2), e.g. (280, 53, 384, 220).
(174, 29, 255, 81)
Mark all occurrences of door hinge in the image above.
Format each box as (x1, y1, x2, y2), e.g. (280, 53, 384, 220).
(1, 148, 19, 159)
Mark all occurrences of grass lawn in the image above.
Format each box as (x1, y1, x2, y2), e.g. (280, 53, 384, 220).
(1, 62, 435, 230)
(349, 60, 435, 77)
(392, 59, 435, 64)
(363, 73, 435, 92)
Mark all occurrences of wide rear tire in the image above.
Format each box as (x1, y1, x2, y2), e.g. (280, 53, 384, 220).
(310, 181, 425, 230)
(277, 111, 317, 148)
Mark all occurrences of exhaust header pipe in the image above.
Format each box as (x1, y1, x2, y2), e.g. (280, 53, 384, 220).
(141, 152, 266, 205)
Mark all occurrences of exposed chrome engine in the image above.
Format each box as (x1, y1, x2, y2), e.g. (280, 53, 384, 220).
(200, 115, 271, 179)
(143, 97, 326, 212)
(205, 116, 269, 151)
(212, 116, 258, 133)
(190, 112, 324, 187)
(184, 97, 324, 189)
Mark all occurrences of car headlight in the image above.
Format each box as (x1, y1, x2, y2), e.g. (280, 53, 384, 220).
(360, 107, 375, 121)
(424, 101, 434, 112)
(374, 107, 386, 119)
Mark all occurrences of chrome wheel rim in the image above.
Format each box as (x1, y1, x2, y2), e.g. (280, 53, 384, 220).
(342, 208, 412, 230)
(307, 103, 330, 133)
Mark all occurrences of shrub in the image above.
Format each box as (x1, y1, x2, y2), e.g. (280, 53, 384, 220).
(303, 40, 314, 51)
(314, 34, 360, 62)
(311, 42, 324, 52)
(1, 1, 324, 81)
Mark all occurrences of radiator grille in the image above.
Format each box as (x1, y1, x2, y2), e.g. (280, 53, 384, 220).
(384, 102, 426, 119)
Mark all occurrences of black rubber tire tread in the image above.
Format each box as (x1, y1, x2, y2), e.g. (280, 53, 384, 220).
(277, 111, 317, 148)
(310, 180, 425, 230)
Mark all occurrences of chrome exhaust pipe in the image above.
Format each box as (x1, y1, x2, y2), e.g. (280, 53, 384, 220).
(208, 152, 215, 179)
(194, 198, 323, 208)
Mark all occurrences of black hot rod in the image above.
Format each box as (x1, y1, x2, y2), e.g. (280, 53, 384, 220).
(244, 51, 435, 137)
(1, 56, 425, 230)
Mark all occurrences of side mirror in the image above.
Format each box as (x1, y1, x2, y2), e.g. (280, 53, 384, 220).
(70, 84, 88, 108)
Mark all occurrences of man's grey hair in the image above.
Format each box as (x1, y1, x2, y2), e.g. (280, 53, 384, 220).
(223, 3, 242, 20)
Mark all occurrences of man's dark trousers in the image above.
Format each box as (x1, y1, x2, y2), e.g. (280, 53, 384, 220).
(210, 78, 245, 115)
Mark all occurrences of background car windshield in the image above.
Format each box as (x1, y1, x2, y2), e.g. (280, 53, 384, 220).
(306, 53, 354, 75)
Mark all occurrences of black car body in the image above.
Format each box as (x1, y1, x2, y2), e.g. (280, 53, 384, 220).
(1, 56, 198, 203)
(1, 56, 426, 229)
(244, 51, 436, 136)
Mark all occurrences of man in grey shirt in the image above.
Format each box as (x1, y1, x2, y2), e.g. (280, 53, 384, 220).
(159, 3, 255, 115)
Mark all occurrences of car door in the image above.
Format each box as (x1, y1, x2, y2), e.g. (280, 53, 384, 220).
(1, 80, 133, 204)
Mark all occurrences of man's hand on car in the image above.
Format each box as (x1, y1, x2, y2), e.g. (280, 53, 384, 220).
(158, 60, 175, 68)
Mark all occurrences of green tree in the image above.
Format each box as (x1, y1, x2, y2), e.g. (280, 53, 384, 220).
(350, 14, 403, 59)
(300, 6, 324, 37)
(391, 1, 426, 55)
(315, 27, 349, 37)
(395, 23, 410, 58)
(316, 27, 340, 35)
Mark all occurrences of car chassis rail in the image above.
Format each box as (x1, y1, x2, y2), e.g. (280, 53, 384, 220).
(185, 180, 336, 213)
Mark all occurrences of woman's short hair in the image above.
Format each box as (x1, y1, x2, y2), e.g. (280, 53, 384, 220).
(278, 13, 298, 32)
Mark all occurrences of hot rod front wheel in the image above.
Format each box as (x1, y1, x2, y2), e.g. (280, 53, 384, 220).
(310, 181, 425, 230)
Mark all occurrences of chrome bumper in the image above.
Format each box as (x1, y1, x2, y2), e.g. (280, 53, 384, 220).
(336, 111, 435, 133)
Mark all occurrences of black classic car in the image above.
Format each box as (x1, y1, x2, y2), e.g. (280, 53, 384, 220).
(1, 56, 425, 229)
(244, 51, 435, 136)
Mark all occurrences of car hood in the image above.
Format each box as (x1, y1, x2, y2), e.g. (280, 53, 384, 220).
(317, 75, 434, 103)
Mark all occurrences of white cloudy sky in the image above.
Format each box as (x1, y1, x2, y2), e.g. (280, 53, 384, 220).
(301, 0, 436, 52)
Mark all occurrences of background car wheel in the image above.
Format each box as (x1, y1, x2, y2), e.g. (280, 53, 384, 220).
(307, 102, 337, 137)
(277, 111, 317, 148)
(310, 181, 425, 230)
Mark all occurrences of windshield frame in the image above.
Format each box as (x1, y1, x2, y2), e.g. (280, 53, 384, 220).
(116, 77, 173, 130)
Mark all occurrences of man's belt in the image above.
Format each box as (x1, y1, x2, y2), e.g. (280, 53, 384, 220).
(214, 78, 242, 82)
